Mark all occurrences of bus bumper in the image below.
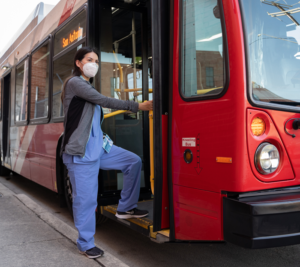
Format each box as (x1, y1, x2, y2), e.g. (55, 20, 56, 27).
(223, 190, 300, 249)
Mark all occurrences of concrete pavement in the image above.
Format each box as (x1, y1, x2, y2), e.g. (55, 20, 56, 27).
(0, 182, 127, 267)
(3, 175, 300, 267)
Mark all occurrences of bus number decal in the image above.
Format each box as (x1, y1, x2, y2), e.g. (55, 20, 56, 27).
(182, 138, 196, 147)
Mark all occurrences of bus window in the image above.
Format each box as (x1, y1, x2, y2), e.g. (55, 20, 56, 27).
(53, 11, 87, 56)
(52, 43, 85, 119)
(30, 42, 50, 119)
(15, 59, 29, 123)
(240, 0, 300, 107)
(181, 0, 225, 98)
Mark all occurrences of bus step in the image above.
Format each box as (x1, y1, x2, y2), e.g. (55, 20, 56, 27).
(103, 203, 153, 237)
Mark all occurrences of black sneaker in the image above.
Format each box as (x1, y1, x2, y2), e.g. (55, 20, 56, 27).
(116, 208, 149, 219)
(79, 246, 104, 259)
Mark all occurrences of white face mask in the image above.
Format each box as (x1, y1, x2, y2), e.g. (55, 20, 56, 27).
(82, 62, 99, 78)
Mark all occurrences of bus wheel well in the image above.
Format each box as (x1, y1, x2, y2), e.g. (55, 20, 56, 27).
(56, 135, 66, 207)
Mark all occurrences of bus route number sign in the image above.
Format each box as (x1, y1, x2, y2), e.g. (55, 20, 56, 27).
(182, 138, 196, 147)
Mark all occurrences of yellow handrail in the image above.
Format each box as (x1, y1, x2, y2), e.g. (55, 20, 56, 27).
(114, 88, 153, 93)
(113, 50, 123, 83)
(197, 87, 222, 95)
(103, 110, 127, 119)
(149, 110, 154, 195)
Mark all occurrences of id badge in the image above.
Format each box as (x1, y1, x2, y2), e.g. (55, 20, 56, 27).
(102, 134, 113, 153)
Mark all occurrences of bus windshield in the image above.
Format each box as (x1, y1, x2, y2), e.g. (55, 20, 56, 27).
(240, 0, 300, 108)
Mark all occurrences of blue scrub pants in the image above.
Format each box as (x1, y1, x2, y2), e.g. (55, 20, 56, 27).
(64, 145, 142, 251)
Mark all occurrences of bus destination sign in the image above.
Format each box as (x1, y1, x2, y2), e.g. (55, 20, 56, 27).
(62, 27, 83, 48)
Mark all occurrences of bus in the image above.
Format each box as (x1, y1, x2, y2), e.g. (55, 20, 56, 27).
(1, 0, 300, 249)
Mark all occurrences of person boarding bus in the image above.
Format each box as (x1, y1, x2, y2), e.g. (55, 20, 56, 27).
(60, 47, 153, 259)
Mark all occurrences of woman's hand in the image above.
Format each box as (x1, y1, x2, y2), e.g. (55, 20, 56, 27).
(139, 100, 153, 111)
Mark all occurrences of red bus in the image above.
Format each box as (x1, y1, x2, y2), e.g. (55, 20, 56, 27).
(1, 0, 300, 249)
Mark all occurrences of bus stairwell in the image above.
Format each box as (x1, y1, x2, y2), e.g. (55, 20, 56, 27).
(94, 1, 170, 242)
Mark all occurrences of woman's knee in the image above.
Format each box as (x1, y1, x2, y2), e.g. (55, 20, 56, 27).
(127, 152, 142, 167)
(133, 155, 142, 168)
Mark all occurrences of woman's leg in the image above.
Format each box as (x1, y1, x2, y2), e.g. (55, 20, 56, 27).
(64, 158, 100, 251)
(99, 145, 142, 212)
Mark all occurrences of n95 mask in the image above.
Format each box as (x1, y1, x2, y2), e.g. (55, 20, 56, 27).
(82, 62, 99, 78)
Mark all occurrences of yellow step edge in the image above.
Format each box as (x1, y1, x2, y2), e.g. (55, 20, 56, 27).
(157, 229, 170, 237)
(104, 206, 153, 230)
(150, 227, 170, 239)
(149, 225, 157, 239)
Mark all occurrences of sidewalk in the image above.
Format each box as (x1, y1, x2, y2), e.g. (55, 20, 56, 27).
(0, 182, 128, 267)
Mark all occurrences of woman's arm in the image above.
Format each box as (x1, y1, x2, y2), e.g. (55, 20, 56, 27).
(67, 77, 145, 112)
(138, 101, 153, 111)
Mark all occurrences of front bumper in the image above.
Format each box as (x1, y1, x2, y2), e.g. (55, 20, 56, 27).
(223, 188, 300, 249)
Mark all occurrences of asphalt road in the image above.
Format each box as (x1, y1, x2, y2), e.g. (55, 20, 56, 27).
(1, 174, 300, 267)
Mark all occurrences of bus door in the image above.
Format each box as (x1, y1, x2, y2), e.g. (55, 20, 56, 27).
(170, 0, 227, 241)
(97, 3, 152, 206)
(2, 73, 11, 165)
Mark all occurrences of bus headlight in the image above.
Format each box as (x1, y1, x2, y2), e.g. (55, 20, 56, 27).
(255, 143, 280, 174)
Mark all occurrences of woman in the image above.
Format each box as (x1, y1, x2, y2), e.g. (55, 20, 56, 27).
(60, 47, 153, 259)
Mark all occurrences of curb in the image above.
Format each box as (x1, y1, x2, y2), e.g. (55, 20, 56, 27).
(14, 194, 130, 267)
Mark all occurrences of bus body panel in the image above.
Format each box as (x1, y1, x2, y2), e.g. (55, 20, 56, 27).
(10, 123, 63, 191)
(172, 0, 300, 241)
(173, 185, 223, 241)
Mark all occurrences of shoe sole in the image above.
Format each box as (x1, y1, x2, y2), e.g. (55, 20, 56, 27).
(115, 213, 149, 219)
(79, 250, 104, 259)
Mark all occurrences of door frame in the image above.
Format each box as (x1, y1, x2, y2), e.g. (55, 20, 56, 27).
(88, 0, 152, 205)
(151, 0, 173, 232)
(2, 71, 11, 164)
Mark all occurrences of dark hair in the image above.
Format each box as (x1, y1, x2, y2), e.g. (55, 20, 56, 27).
(61, 46, 99, 103)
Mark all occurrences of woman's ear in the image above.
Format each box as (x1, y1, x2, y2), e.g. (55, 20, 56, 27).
(75, 60, 82, 69)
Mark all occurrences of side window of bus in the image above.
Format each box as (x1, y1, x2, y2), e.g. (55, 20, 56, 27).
(52, 10, 87, 119)
(31, 42, 50, 120)
(181, 0, 225, 99)
(15, 59, 29, 123)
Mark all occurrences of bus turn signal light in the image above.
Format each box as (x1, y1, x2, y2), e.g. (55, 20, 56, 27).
(184, 149, 193, 163)
(251, 117, 266, 136)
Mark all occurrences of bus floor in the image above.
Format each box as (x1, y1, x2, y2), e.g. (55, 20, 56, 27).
(103, 200, 161, 239)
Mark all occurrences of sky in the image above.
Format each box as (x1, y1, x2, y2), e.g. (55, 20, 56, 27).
(0, 0, 60, 55)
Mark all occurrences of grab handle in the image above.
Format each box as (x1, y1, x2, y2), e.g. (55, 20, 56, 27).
(149, 110, 154, 195)
(103, 110, 127, 119)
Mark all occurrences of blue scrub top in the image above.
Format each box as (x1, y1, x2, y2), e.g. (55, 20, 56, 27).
(63, 77, 104, 164)
(73, 104, 103, 163)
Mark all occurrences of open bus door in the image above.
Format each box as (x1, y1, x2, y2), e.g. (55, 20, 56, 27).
(88, 0, 154, 236)
(86, 0, 171, 242)
(96, 1, 151, 205)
